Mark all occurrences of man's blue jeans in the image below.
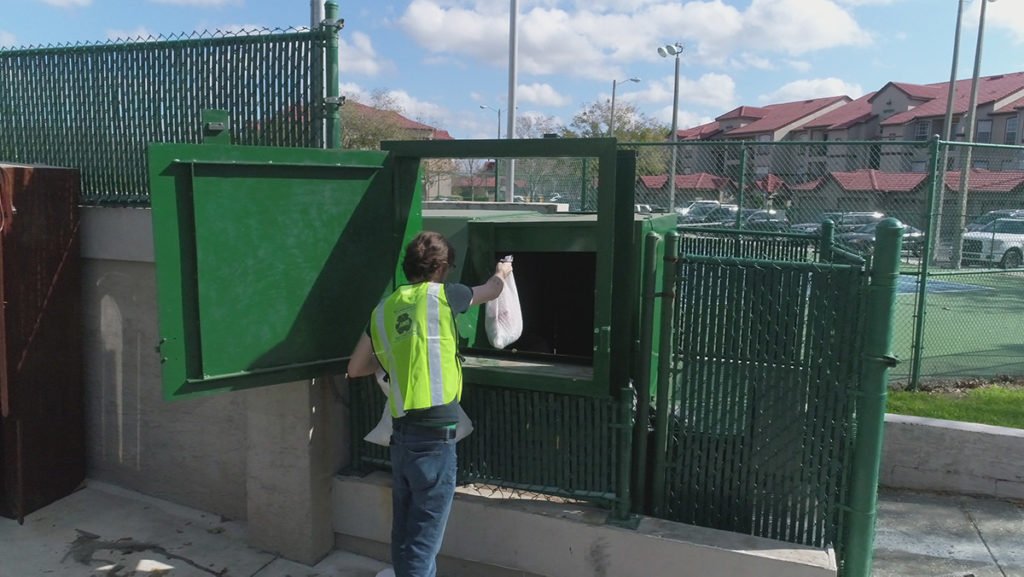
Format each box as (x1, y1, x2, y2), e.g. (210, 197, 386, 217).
(389, 426, 457, 577)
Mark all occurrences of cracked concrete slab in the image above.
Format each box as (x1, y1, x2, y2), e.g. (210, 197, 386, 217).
(873, 489, 1024, 577)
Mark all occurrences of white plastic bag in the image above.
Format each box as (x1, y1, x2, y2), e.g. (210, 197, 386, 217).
(485, 262, 522, 350)
(363, 371, 475, 447)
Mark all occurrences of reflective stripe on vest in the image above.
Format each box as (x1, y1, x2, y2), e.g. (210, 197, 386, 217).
(369, 282, 462, 417)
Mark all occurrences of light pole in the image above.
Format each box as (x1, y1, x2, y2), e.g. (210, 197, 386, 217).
(479, 104, 502, 139)
(658, 42, 683, 212)
(609, 77, 640, 137)
(479, 105, 502, 201)
(951, 0, 997, 269)
(933, 0, 967, 265)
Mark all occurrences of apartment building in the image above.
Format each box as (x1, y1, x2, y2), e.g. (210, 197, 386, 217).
(671, 71, 1024, 181)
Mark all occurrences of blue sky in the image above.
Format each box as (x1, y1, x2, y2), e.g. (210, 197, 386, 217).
(2, 0, 1023, 139)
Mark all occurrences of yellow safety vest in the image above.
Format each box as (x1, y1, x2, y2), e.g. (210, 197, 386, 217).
(369, 282, 462, 418)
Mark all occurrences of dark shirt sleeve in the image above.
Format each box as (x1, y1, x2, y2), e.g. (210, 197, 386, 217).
(445, 282, 473, 314)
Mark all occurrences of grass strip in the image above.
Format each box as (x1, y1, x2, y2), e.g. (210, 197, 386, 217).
(887, 386, 1024, 430)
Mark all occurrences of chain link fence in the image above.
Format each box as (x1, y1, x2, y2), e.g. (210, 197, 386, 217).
(623, 139, 1024, 387)
(0, 27, 329, 204)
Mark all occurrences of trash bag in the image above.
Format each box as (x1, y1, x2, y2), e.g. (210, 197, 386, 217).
(364, 370, 474, 447)
(484, 260, 522, 350)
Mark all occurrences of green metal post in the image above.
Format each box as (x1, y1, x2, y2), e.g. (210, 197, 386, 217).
(651, 231, 679, 517)
(324, 1, 342, 148)
(581, 157, 589, 210)
(844, 218, 903, 577)
(819, 219, 836, 263)
(632, 232, 662, 513)
(614, 385, 635, 522)
(910, 137, 942, 390)
(735, 144, 749, 228)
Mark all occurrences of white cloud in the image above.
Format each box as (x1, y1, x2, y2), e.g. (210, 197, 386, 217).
(106, 27, 153, 41)
(397, 0, 872, 82)
(837, 0, 900, 6)
(758, 77, 864, 102)
(985, 1, 1024, 44)
(0, 31, 16, 47)
(385, 90, 448, 125)
(631, 72, 736, 124)
(517, 83, 571, 107)
(787, 60, 812, 72)
(148, 0, 239, 5)
(39, 0, 91, 6)
(339, 83, 370, 103)
(339, 31, 388, 76)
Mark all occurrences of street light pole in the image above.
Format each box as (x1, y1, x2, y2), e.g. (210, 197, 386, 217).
(933, 0, 967, 266)
(480, 105, 502, 201)
(658, 42, 683, 212)
(609, 77, 640, 137)
(950, 0, 996, 270)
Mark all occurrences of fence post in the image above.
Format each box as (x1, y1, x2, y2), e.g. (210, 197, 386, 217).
(324, 1, 342, 148)
(819, 219, 836, 262)
(651, 231, 678, 518)
(613, 384, 635, 522)
(911, 137, 942, 390)
(632, 232, 662, 513)
(735, 144, 749, 228)
(844, 218, 903, 577)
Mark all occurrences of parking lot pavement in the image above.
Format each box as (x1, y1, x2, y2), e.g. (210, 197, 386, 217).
(874, 488, 1024, 577)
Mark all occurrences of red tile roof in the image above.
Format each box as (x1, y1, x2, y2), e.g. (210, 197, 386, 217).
(724, 96, 850, 137)
(716, 106, 768, 121)
(832, 169, 927, 192)
(639, 172, 732, 190)
(753, 174, 787, 194)
(676, 121, 723, 141)
(789, 169, 1024, 193)
(346, 101, 453, 139)
(881, 72, 1024, 126)
(803, 92, 877, 130)
(941, 170, 1024, 193)
(869, 82, 944, 103)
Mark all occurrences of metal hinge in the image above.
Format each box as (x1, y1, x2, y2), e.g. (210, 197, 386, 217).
(321, 18, 345, 31)
(325, 96, 346, 106)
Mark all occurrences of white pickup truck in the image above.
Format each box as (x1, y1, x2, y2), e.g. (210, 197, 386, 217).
(960, 218, 1024, 268)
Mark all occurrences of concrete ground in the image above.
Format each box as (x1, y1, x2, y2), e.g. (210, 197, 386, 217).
(1, 481, 1021, 577)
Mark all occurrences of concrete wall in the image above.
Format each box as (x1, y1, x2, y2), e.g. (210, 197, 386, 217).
(881, 414, 1024, 501)
(80, 206, 346, 564)
(333, 474, 837, 577)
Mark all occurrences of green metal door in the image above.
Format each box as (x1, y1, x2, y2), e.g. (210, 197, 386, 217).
(149, 143, 421, 399)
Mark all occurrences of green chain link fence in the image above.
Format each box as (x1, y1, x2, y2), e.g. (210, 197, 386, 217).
(0, 27, 329, 205)
(625, 139, 1024, 388)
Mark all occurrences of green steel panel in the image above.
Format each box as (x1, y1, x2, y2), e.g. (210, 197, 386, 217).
(149, 143, 421, 399)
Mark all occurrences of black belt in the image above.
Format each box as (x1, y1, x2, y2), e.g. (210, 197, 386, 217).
(393, 421, 457, 440)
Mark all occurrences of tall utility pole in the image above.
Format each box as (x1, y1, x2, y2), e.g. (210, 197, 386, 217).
(933, 0, 966, 266)
(505, 0, 518, 203)
(609, 77, 640, 137)
(950, 0, 996, 269)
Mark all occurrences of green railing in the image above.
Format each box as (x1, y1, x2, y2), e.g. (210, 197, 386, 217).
(0, 27, 331, 204)
(348, 381, 631, 513)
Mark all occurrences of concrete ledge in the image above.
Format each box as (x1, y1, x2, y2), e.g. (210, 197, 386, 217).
(882, 413, 1024, 501)
(424, 201, 568, 213)
(332, 473, 836, 577)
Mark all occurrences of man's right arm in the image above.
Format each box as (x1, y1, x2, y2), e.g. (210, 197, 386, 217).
(347, 333, 379, 378)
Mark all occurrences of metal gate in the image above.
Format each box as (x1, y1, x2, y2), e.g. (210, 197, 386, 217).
(646, 223, 903, 577)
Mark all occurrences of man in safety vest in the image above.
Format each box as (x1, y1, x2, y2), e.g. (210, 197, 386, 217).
(347, 231, 512, 577)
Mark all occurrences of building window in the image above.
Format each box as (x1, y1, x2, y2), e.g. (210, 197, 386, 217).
(910, 160, 927, 173)
(976, 119, 992, 143)
(972, 159, 989, 170)
(914, 120, 930, 141)
(1006, 116, 1019, 145)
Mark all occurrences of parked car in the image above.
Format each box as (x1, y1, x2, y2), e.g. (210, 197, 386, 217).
(678, 204, 740, 227)
(965, 209, 1024, 232)
(718, 209, 790, 232)
(790, 211, 885, 235)
(676, 202, 725, 225)
(838, 221, 926, 257)
(960, 218, 1024, 268)
(675, 200, 720, 216)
